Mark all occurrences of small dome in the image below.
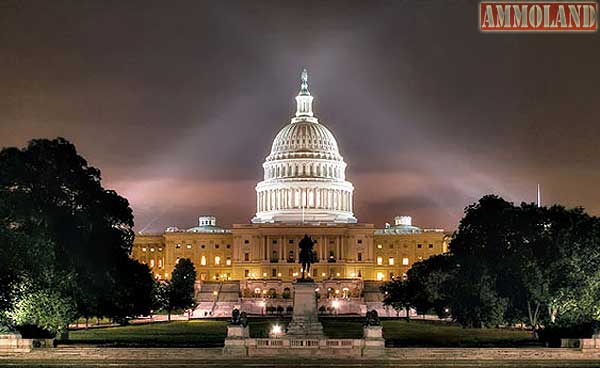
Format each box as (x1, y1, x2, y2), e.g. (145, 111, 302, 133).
(186, 215, 230, 233)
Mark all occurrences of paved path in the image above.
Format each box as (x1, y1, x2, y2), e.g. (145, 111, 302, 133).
(2, 347, 600, 367)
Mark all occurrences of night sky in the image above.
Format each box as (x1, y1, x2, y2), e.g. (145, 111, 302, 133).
(1, 1, 599, 232)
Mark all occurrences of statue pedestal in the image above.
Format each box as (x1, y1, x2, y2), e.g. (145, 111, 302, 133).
(223, 325, 249, 356)
(227, 325, 249, 338)
(286, 281, 323, 337)
(362, 326, 385, 357)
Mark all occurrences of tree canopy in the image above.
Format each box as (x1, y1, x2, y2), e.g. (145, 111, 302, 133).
(0, 138, 154, 333)
(382, 194, 600, 333)
(159, 258, 197, 321)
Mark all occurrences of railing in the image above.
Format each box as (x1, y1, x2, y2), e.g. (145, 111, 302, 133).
(290, 339, 320, 347)
(209, 282, 223, 316)
(252, 338, 359, 349)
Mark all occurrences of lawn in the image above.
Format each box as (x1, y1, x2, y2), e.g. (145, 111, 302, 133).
(66, 317, 538, 348)
(68, 320, 228, 347)
(381, 319, 539, 347)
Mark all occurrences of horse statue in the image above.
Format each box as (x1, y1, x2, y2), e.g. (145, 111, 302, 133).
(298, 234, 315, 280)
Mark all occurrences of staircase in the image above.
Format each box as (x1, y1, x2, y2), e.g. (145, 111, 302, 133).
(192, 281, 240, 318)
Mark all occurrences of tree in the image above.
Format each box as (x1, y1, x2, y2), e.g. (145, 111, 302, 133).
(164, 258, 197, 320)
(7, 281, 77, 335)
(109, 259, 155, 324)
(381, 278, 414, 320)
(404, 255, 453, 318)
(446, 195, 600, 330)
(0, 138, 153, 332)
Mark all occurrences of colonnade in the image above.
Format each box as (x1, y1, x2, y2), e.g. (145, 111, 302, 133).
(265, 161, 344, 180)
(257, 187, 353, 212)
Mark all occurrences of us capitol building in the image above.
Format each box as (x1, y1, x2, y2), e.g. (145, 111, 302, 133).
(132, 70, 449, 316)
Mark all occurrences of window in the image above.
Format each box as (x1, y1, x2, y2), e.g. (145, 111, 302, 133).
(244, 269, 250, 277)
(150, 248, 155, 252)
(186, 244, 192, 249)
(272, 240, 277, 244)
(215, 244, 220, 249)
(226, 244, 231, 249)
(150, 259, 155, 268)
(176, 244, 181, 249)
(389, 244, 394, 249)
(357, 252, 362, 261)
(158, 259, 162, 268)
(214, 256, 221, 265)
(389, 257, 395, 266)
(226, 257, 231, 266)
(289, 239, 294, 244)
(429, 243, 434, 249)
(357, 239, 363, 244)
(272, 268, 277, 277)
(244, 239, 249, 244)
(376, 256, 383, 265)
(199, 255, 206, 266)
(201, 245, 205, 249)
(244, 253, 249, 261)
(402, 257, 409, 265)
(377, 272, 385, 281)
(176, 257, 180, 264)
(377, 244, 382, 249)
(417, 244, 422, 248)
(142, 247, 147, 252)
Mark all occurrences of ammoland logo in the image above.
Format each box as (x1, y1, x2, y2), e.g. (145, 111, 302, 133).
(480, 1, 598, 32)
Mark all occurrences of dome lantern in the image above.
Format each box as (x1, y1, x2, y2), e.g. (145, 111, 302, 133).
(295, 68, 314, 118)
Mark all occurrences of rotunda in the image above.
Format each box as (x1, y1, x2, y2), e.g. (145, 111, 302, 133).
(252, 70, 357, 224)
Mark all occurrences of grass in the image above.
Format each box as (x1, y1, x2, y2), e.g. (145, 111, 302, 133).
(66, 317, 539, 348)
(381, 319, 539, 347)
(68, 320, 228, 347)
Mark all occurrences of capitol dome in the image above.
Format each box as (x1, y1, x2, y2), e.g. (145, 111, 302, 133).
(252, 70, 357, 224)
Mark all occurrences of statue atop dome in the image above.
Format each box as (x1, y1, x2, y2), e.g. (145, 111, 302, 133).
(295, 68, 314, 117)
(300, 68, 310, 96)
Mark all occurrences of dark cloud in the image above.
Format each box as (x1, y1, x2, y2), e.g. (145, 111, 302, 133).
(1, 0, 599, 231)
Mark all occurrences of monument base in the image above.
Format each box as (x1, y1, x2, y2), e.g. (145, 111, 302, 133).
(223, 325, 249, 356)
(286, 281, 323, 337)
(362, 326, 385, 357)
(0, 334, 54, 353)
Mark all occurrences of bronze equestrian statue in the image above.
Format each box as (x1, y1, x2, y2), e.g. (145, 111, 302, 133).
(298, 234, 315, 280)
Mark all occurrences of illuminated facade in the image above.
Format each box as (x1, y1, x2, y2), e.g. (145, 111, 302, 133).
(131, 71, 449, 316)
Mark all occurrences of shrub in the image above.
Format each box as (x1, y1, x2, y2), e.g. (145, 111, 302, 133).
(15, 324, 55, 339)
(539, 321, 598, 347)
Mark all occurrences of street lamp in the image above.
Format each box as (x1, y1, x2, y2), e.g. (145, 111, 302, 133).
(331, 299, 340, 315)
(271, 324, 282, 338)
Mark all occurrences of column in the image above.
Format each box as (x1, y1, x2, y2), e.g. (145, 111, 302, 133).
(263, 237, 268, 261)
